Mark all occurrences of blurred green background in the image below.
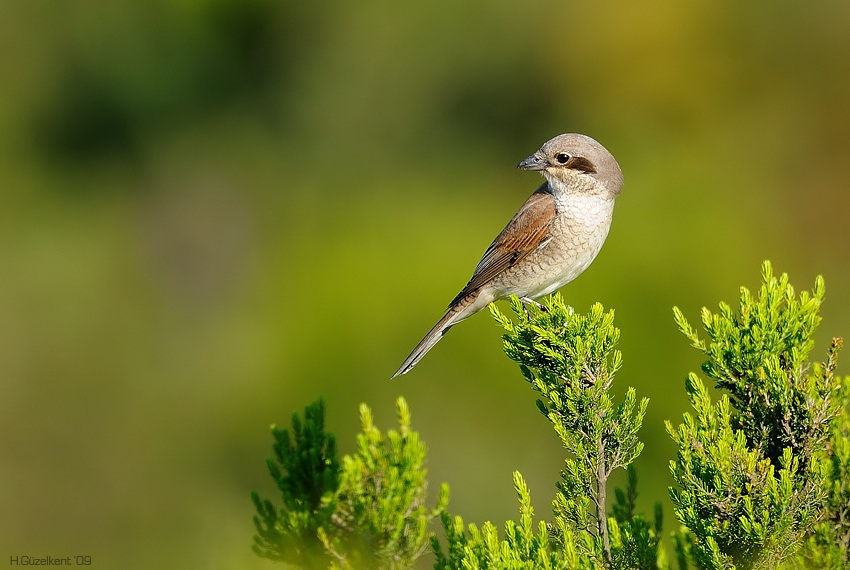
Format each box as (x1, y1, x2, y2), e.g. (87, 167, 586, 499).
(1, 0, 848, 568)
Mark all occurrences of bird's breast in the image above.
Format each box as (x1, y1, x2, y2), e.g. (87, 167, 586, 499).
(487, 194, 615, 300)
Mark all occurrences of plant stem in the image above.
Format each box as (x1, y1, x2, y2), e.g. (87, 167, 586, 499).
(597, 437, 611, 566)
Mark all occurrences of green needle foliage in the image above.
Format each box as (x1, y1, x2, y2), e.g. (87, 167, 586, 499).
(252, 398, 340, 566)
(251, 397, 448, 569)
(251, 261, 848, 569)
(668, 261, 848, 569)
(495, 297, 650, 565)
(433, 295, 658, 569)
(796, 370, 850, 567)
(434, 471, 590, 570)
(610, 465, 665, 570)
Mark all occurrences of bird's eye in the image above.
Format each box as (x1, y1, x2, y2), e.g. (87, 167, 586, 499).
(555, 153, 571, 164)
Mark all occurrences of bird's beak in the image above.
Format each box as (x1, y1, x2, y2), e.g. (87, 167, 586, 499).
(516, 154, 548, 171)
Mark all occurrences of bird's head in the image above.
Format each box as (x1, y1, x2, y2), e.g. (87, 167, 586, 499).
(517, 133, 623, 198)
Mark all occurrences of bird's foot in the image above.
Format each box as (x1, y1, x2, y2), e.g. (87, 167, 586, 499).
(519, 296, 547, 318)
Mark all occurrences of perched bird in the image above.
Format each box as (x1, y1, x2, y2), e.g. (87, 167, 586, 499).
(392, 133, 624, 378)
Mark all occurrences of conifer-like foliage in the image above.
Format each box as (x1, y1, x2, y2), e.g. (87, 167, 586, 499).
(669, 262, 848, 569)
(251, 397, 448, 569)
(252, 399, 340, 566)
(610, 465, 664, 570)
(434, 470, 591, 570)
(433, 296, 658, 568)
(797, 373, 850, 567)
(252, 262, 849, 569)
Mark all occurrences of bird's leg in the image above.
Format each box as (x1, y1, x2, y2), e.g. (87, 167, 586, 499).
(519, 296, 546, 309)
(519, 296, 546, 318)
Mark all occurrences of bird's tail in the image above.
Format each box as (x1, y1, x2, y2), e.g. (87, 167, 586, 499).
(392, 301, 474, 378)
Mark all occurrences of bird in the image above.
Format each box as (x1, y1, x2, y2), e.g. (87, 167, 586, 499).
(392, 133, 624, 378)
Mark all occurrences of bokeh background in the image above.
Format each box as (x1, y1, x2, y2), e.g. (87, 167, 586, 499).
(1, 1, 848, 568)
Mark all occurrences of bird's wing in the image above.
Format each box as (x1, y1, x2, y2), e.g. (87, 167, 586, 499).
(451, 184, 555, 305)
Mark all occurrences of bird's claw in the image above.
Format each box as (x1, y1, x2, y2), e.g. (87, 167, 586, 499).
(519, 296, 547, 318)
